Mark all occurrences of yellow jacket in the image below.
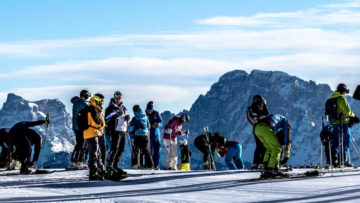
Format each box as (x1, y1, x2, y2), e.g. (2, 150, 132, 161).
(83, 98, 105, 140)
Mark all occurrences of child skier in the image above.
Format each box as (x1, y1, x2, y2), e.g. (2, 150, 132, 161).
(178, 139, 191, 170)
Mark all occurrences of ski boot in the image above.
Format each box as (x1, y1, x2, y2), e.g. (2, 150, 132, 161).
(105, 166, 124, 181)
(260, 169, 289, 180)
(344, 162, 354, 168)
(20, 162, 32, 174)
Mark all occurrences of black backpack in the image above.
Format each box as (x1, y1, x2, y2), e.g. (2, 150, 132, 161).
(325, 98, 339, 123)
(77, 107, 89, 131)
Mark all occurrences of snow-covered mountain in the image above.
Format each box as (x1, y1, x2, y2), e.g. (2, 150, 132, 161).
(186, 70, 360, 169)
(0, 93, 74, 168)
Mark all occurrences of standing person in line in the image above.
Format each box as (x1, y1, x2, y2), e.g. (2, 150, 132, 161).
(163, 113, 190, 170)
(326, 83, 359, 167)
(246, 95, 269, 170)
(9, 119, 49, 174)
(104, 91, 130, 179)
(146, 101, 163, 170)
(83, 93, 106, 180)
(67, 90, 91, 170)
(129, 105, 154, 169)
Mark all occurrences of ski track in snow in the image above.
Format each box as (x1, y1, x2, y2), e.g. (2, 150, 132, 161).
(1, 169, 360, 202)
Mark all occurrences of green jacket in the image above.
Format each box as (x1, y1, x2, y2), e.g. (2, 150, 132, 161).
(330, 91, 355, 124)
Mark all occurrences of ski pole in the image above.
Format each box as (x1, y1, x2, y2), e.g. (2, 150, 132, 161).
(349, 134, 360, 159)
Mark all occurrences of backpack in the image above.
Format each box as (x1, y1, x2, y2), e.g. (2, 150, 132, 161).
(325, 98, 339, 123)
(77, 107, 89, 131)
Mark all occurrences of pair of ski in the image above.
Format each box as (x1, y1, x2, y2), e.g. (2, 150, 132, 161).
(238, 170, 323, 183)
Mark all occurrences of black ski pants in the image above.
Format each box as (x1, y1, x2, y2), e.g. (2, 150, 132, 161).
(86, 137, 104, 172)
(253, 128, 266, 165)
(133, 136, 154, 168)
(70, 130, 87, 162)
(195, 142, 211, 163)
(106, 131, 126, 168)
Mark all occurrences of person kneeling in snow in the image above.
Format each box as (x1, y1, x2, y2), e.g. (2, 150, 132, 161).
(215, 137, 244, 170)
(178, 139, 191, 170)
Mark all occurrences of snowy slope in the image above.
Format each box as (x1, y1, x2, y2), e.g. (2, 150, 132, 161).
(1, 168, 360, 202)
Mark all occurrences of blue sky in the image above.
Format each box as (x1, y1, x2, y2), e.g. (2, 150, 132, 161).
(1, 0, 360, 114)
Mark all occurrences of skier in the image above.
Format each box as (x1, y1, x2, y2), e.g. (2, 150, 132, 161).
(67, 90, 91, 170)
(326, 83, 360, 167)
(163, 113, 190, 170)
(145, 101, 163, 170)
(104, 91, 130, 179)
(194, 131, 219, 170)
(0, 128, 11, 168)
(320, 124, 336, 167)
(246, 95, 269, 170)
(129, 105, 154, 169)
(215, 137, 244, 170)
(254, 114, 291, 179)
(177, 139, 191, 170)
(83, 93, 106, 180)
(9, 119, 50, 174)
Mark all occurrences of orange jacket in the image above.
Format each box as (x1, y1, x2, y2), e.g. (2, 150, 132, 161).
(83, 98, 105, 140)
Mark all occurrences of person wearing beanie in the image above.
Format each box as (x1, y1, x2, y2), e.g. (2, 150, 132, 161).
(83, 93, 106, 180)
(326, 83, 359, 167)
(246, 95, 269, 170)
(67, 90, 91, 170)
(129, 105, 154, 169)
(104, 91, 130, 180)
(163, 113, 190, 170)
(145, 101, 163, 170)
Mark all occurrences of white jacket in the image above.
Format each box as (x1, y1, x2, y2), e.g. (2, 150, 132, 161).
(115, 115, 129, 132)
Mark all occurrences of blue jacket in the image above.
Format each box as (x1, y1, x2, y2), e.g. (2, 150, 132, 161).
(147, 110, 162, 137)
(71, 96, 89, 131)
(129, 109, 150, 136)
(263, 114, 291, 145)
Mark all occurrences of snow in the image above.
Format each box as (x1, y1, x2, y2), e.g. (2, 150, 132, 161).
(1, 169, 360, 202)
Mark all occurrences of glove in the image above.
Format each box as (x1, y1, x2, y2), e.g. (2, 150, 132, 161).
(151, 123, 159, 128)
(349, 116, 360, 128)
(124, 114, 130, 121)
(280, 157, 288, 165)
(284, 144, 291, 159)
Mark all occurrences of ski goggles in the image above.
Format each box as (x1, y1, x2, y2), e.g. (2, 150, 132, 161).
(93, 95, 105, 105)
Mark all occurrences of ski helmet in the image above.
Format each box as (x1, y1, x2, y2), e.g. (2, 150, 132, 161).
(92, 93, 105, 106)
(80, 90, 91, 100)
(216, 136, 226, 147)
(336, 83, 350, 94)
(114, 91, 122, 99)
(253, 95, 264, 104)
(180, 113, 190, 124)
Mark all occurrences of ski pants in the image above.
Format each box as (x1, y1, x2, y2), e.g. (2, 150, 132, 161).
(133, 136, 154, 168)
(164, 137, 178, 169)
(194, 141, 212, 163)
(70, 130, 87, 163)
(98, 135, 107, 165)
(106, 131, 126, 168)
(86, 137, 104, 173)
(225, 143, 244, 170)
(252, 127, 266, 166)
(150, 128, 161, 168)
(331, 124, 351, 163)
(254, 123, 282, 170)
